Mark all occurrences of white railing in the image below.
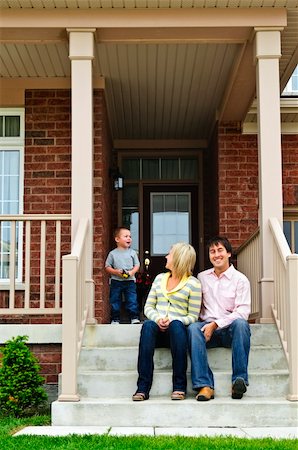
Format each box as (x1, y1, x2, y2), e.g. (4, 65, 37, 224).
(0, 214, 71, 315)
(58, 218, 94, 402)
(269, 217, 298, 401)
(237, 228, 260, 320)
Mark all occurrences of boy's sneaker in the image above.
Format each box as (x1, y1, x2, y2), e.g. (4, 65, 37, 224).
(131, 318, 141, 324)
(111, 320, 120, 325)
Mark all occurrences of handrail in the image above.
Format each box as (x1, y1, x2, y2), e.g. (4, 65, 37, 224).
(0, 214, 71, 315)
(269, 217, 298, 401)
(58, 218, 94, 402)
(236, 228, 260, 319)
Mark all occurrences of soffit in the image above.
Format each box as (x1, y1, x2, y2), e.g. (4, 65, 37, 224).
(0, 5, 297, 144)
(0, 0, 297, 8)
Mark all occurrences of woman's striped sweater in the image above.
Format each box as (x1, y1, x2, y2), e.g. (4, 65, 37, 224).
(144, 272, 202, 326)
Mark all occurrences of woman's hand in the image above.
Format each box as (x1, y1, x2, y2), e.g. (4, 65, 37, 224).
(158, 317, 170, 332)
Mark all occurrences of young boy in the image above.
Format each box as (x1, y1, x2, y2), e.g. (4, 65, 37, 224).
(105, 227, 141, 324)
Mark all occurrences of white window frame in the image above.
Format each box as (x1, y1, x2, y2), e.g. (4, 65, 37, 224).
(283, 207, 298, 254)
(0, 108, 24, 283)
(282, 66, 298, 96)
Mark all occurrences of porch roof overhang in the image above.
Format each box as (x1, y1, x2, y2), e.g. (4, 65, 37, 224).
(0, 3, 297, 148)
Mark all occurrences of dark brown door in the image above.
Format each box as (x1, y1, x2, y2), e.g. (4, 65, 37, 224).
(143, 185, 199, 280)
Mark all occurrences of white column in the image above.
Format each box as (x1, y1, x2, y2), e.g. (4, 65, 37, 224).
(254, 29, 283, 322)
(68, 29, 95, 281)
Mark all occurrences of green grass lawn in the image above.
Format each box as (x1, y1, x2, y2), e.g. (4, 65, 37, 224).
(0, 416, 297, 449)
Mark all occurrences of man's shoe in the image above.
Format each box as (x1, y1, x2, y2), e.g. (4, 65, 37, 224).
(232, 378, 247, 399)
(195, 387, 214, 401)
(111, 320, 120, 325)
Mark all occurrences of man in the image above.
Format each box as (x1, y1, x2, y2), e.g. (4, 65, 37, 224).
(188, 236, 251, 401)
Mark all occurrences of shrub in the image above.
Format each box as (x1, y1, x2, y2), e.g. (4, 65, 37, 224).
(0, 335, 47, 417)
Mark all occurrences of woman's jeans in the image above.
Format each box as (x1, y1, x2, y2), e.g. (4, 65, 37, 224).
(136, 319, 188, 396)
(188, 319, 250, 390)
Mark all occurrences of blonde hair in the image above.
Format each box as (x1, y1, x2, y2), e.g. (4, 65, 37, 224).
(170, 242, 196, 279)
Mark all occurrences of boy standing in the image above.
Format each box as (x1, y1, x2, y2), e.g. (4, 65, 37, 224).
(105, 227, 140, 324)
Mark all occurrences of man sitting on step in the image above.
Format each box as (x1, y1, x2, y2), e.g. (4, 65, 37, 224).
(188, 236, 251, 401)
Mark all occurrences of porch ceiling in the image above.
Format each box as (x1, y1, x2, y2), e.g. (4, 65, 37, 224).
(0, 5, 297, 146)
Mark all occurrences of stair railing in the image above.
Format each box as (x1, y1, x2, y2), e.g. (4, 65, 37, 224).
(269, 217, 298, 401)
(236, 228, 260, 320)
(58, 217, 94, 402)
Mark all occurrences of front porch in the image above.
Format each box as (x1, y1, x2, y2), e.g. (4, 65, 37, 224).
(0, 1, 298, 428)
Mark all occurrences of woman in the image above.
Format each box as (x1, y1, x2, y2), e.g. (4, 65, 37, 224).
(132, 242, 201, 401)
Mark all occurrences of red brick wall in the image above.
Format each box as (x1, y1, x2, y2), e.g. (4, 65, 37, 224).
(30, 343, 62, 384)
(282, 134, 298, 205)
(217, 122, 259, 250)
(25, 90, 72, 215)
(217, 122, 298, 251)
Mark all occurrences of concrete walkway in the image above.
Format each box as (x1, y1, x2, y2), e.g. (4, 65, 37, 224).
(14, 426, 298, 439)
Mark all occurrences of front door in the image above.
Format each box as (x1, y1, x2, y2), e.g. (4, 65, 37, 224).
(143, 185, 199, 280)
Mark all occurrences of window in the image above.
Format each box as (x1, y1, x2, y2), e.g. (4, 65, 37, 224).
(0, 109, 24, 281)
(151, 192, 191, 255)
(282, 66, 298, 97)
(283, 209, 298, 253)
(122, 157, 198, 181)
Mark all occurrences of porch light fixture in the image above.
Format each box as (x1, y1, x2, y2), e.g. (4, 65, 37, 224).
(110, 168, 124, 191)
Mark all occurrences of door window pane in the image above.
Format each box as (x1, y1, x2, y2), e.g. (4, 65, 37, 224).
(152, 194, 164, 213)
(151, 193, 190, 255)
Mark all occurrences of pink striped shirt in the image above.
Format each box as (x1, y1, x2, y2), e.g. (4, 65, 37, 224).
(197, 265, 251, 329)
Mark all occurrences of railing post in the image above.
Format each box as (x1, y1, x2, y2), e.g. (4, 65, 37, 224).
(58, 255, 80, 402)
(286, 254, 298, 401)
(86, 279, 97, 325)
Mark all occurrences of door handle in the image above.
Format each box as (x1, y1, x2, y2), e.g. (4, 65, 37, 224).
(144, 250, 150, 270)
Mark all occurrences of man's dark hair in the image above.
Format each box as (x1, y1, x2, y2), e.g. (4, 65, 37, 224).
(207, 236, 233, 255)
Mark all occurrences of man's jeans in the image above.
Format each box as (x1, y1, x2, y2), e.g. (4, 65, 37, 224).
(109, 280, 139, 321)
(188, 319, 250, 390)
(136, 319, 188, 396)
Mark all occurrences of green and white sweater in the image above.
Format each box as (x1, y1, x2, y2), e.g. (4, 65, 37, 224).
(144, 272, 201, 326)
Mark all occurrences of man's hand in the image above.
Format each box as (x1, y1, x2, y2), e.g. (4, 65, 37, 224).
(201, 322, 218, 342)
(158, 317, 170, 332)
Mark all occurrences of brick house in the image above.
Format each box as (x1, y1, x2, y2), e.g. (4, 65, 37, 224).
(0, 1, 297, 425)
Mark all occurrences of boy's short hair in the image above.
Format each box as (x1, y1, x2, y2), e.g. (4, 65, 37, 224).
(207, 236, 233, 254)
(114, 227, 130, 238)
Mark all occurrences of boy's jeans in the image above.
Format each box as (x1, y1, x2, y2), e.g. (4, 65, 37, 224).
(188, 319, 250, 390)
(136, 319, 188, 396)
(109, 280, 139, 321)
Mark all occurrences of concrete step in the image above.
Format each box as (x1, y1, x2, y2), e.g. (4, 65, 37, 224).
(76, 370, 289, 398)
(83, 323, 282, 347)
(52, 397, 298, 427)
(79, 345, 287, 371)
